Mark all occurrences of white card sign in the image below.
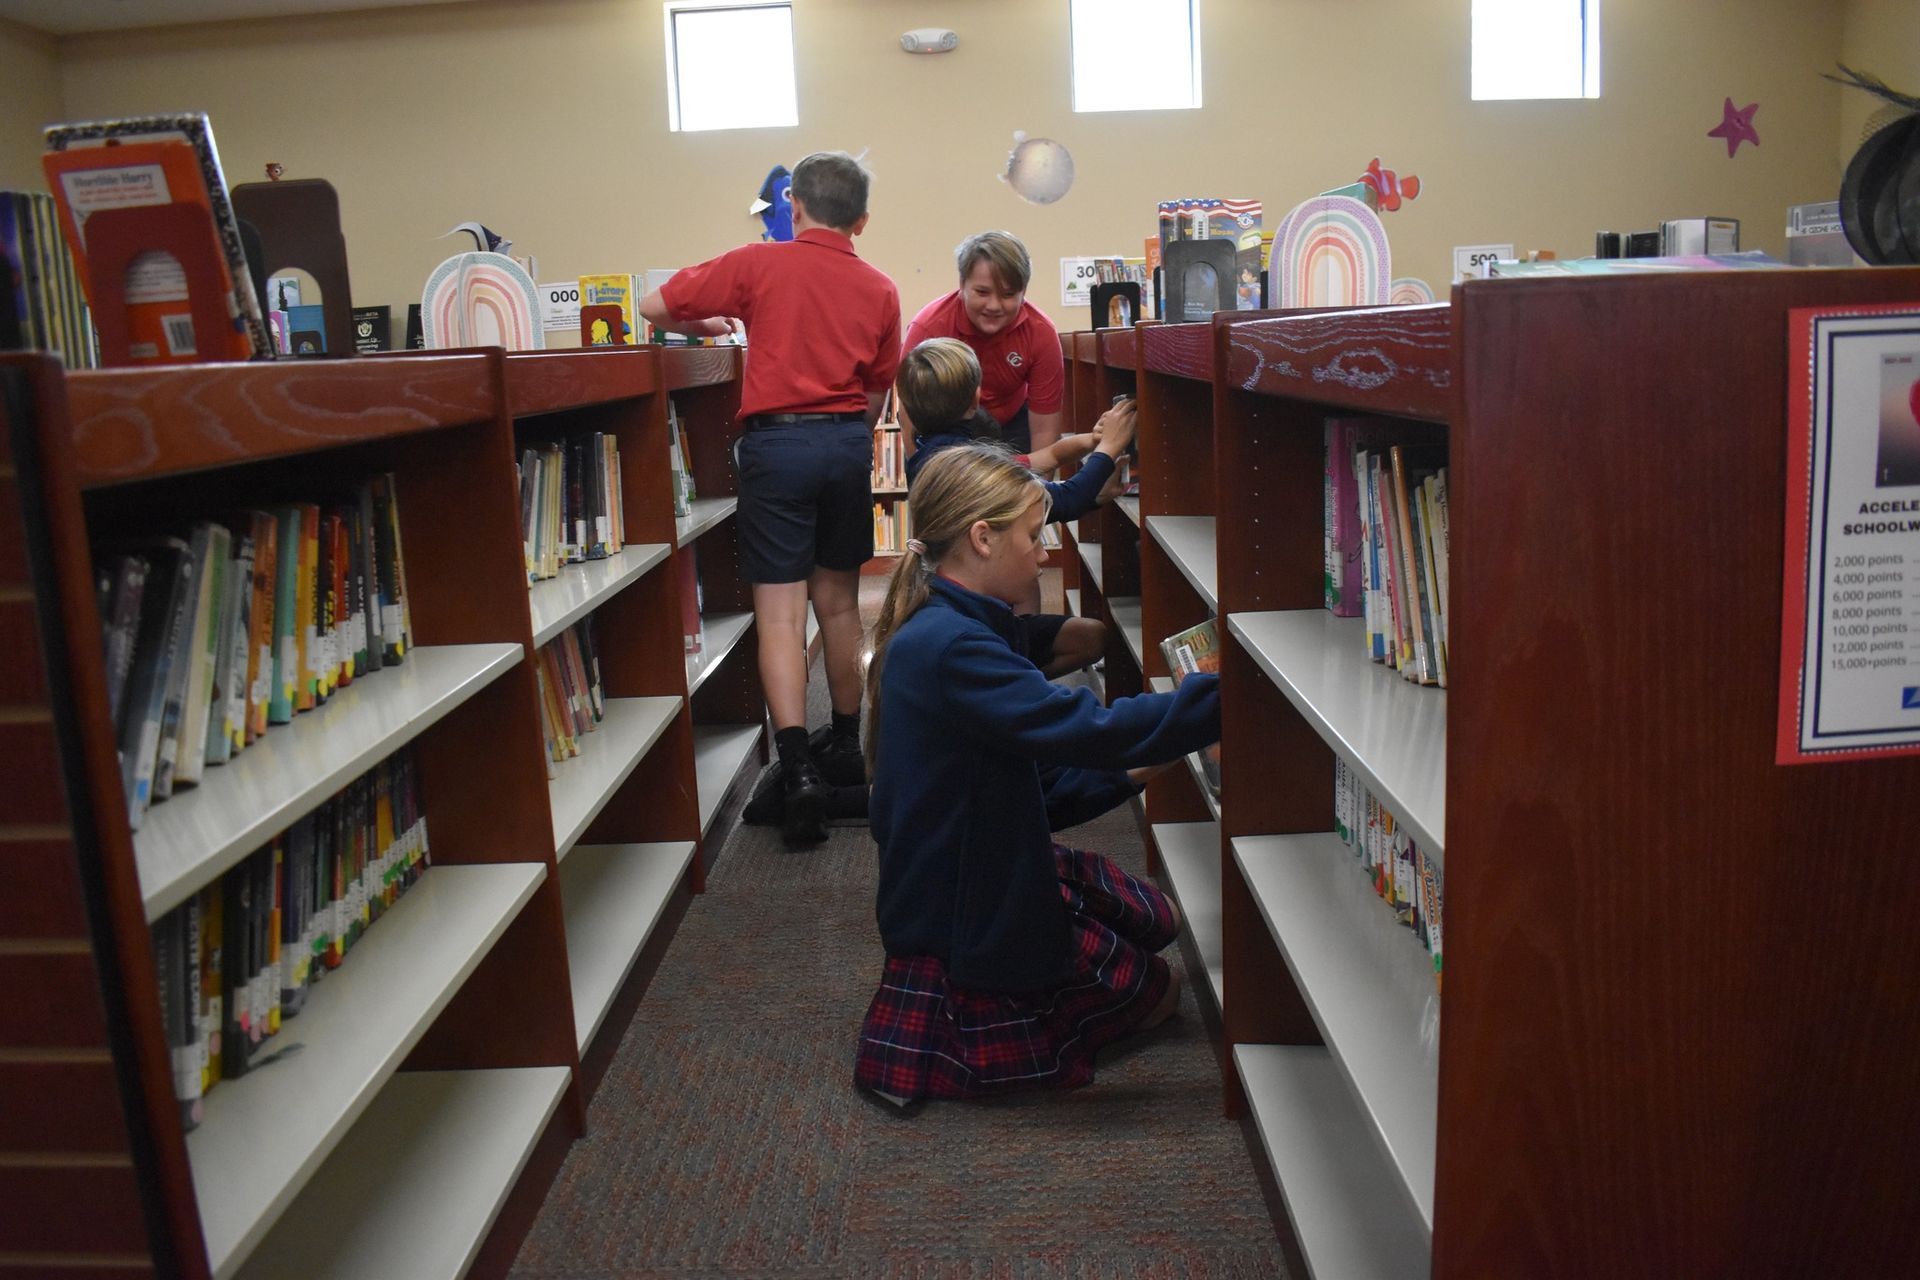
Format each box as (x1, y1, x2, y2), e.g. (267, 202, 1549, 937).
(1061, 257, 1100, 309)
(538, 281, 581, 332)
(1451, 244, 1514, 283)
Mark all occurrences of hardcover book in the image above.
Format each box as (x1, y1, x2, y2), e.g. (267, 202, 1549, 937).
(1159, 618, 1222, 797)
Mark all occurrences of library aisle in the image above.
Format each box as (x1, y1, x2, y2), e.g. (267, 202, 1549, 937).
(510, 586, 1286, 1278)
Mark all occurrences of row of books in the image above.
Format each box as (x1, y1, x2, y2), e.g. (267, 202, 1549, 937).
(1333, 755, 1442, 993)
(100, 478, 414, 829)
(872, 423, 906, 491)
(151, 749, 430, 1129)
(1, 190, 97, 367)
(1323, 419, 1451, 687)
(518, 433, 627, 582)
(668, 400, 698, 518)
(1160, 617, 1222, 798)
(874, 499, 914, 554)
(534, 617, 606, 774)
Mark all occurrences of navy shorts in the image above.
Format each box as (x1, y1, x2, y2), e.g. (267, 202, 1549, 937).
(1017, 612, 1071, 669)
(733, 419, 873, 583)
(1000, 403, 1032, 456)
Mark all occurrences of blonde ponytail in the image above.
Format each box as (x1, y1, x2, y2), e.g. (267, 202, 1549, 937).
(864, 444, 1046, 772)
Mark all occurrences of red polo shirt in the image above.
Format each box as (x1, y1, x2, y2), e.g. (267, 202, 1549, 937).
(902, 290, 1064, 426)
(661, 228, 901, 418)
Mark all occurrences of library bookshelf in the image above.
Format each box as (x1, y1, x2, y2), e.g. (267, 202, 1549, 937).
(0, 340, 759, 1279)
(1063, 329, 1144, 710)
(1097, 266, 1920, 1276)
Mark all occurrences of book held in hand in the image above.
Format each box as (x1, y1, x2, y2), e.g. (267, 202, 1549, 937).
(1159, 618, 1222, 798)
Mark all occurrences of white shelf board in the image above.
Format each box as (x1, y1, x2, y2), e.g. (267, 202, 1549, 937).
(232, 1066, 568, 1280)
(1235, 1044, 1432, 1279)
(1109, 596, 1144, 670)
(1152, 821, 1223, 1011)
(675, 496, 737, 546)
(1065, 587, 1082, 618)
(1229, 610, 1445, 861)
(1079, 541, 1104, 592)
(137, 644, 522, 922)
(549, 696, 681, 858)
(561, 841, 697, 1055)
(1116, 495, 1141, 527)
(1147, 515, 1218, 612)
(1234, 832, 1439, 1233)
(527, 543, 670, 647)
(686, 611, 754, 695)
(694, 722, 762, 835)
(188, 862, 546, 1280)
(1150, 676, 1221, 823)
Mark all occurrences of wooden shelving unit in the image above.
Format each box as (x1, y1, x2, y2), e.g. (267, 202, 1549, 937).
(1100, 267, 1920, 1276)
(1063, 329, 1143, 711)
(1, 338, 755, 1279)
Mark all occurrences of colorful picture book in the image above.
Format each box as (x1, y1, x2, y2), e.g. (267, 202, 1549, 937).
(1159, 617, 1222, 797)
(42, 113, 271, 363)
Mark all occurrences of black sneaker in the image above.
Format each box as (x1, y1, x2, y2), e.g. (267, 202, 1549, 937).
(781, 757, 831, 845)
(815, 734, 867, 787)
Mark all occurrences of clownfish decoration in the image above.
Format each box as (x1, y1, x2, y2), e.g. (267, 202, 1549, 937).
(1359, 158, 1421, 212)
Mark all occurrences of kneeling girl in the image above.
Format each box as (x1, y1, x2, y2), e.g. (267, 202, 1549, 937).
(855, 444, 1220, 1103)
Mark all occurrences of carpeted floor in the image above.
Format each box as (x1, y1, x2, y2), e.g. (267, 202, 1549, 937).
(511, 572, 1289, 1279)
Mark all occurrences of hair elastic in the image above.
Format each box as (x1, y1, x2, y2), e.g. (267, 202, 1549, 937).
(905, 538, 928, 555)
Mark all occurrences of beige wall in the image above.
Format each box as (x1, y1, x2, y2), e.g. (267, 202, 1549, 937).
(1, 18, 63, 191)
(44, 0, 1852, 328)
(1838, 0, 1920, 163)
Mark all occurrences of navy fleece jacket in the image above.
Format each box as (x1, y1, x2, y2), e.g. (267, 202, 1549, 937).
(904, 419, 1114, 527)
(869, 576, 1221, 992)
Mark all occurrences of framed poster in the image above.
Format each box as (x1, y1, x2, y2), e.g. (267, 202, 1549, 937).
(1778, 305, 1920, 763)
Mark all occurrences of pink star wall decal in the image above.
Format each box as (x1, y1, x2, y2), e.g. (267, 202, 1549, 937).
(1708, 97, 1760, 157)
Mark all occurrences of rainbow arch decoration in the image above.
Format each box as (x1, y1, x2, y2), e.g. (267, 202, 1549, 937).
(1269, 194, 1392, 309)
(1390, 277, 1437, 306)
(421, 251, 544, 351)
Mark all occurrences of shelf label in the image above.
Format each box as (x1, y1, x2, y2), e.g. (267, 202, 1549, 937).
(1451, 244, 1513, 283)
(538, 281, 581, 332)
(1778, 306, 1920, 763)
(1061, 257, 1100, 309)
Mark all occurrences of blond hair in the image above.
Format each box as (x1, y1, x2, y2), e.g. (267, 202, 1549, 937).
(895, 337, 981, 435)
(864, 443, 1047, 770)
(955, 230, 1032, 292)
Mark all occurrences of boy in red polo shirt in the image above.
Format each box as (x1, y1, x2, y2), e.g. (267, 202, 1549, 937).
(639, 151, 901, 845)
(901, 231, 1065, 457)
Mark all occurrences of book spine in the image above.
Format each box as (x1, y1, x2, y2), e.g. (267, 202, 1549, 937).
(1388, 447, 1425, 680)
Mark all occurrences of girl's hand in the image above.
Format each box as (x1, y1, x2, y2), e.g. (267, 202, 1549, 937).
(1094, 400, 1138, 456)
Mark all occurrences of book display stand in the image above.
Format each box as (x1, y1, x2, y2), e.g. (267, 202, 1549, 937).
(82, 203, 239, 369)
(229, 179, 355, 358)
(1091, 266, 1920, 1276)
(1, 340, 760, 1278)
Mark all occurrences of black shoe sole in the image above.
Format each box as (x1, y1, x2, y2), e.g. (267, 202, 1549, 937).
(781, 780, 831, 845)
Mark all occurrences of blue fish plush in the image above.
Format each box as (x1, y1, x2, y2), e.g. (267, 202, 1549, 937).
(753, 165, 793, 241)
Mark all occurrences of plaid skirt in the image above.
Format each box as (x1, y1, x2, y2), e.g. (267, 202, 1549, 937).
(855, 845, 1180, 1101)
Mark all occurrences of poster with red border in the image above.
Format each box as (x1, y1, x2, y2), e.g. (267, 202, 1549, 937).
(1777, 304, 1920, 764)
